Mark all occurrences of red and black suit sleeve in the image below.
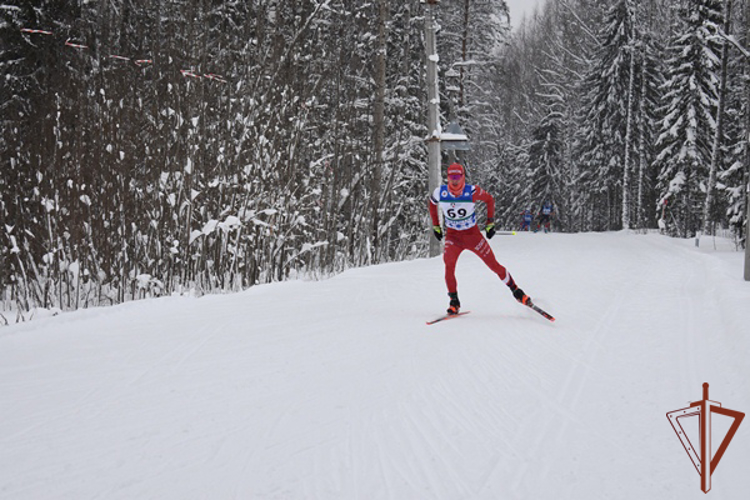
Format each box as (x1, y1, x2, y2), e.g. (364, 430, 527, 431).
(472, 186, 495, 222)
(429, 190, 440, 226)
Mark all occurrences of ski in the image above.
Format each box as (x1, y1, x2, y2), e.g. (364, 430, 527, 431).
(426, 311, 471, 325)
(525, 301, 555, 322)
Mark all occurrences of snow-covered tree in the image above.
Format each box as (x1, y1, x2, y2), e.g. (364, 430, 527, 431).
(576, 0, 637, 230)
(702, 0, 733, 236)
(527, 106, 565, 221)
(655, 0, 724, 237)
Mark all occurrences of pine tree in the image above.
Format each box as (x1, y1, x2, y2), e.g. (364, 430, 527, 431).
(576, 0, 637, 231)
(702, 0, 733, 236)
(528, 106, 565, 225)
(633, 0, 666, 230)
(719, 0, 750, 243)
(655, 0, 723, 237)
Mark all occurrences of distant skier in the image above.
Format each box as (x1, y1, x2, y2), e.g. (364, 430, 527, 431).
(537, 201, 554, 233)
(429, 163, 531, 315)
(520, 209, 534, 231)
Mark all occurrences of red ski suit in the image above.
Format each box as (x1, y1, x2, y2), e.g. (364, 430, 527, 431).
(429, 185, 513, 294)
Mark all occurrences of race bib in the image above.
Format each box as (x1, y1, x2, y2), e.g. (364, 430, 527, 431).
(437, 186, 477, 230)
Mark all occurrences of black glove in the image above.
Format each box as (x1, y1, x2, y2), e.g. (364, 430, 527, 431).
(432, 225, 443, 241)
(485, 222, 496, 239)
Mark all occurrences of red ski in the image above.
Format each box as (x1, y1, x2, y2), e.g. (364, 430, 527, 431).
(426, 311, 471, 325)
(525, 301, 555, 322)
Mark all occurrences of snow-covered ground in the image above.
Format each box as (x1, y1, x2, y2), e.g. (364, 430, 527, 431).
(1, 232, 749, 499)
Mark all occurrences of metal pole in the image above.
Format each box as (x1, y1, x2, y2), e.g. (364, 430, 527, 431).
(744, 0, 750, 280)
(745, 179, 750, 279)
(425, 0, 442, 257)
(700, 383, 712, 493)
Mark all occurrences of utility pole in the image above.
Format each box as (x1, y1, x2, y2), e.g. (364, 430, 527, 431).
(745, 0, 750, 280)
(424, 0, 442, 257)
(745, 169, 750, 280)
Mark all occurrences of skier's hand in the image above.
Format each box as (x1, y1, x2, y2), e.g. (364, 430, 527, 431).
(485, 222, 496, 239)
(432, 225, 443, 241)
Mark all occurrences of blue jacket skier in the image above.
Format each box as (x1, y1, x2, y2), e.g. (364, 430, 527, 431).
(537, 201, 554, 233)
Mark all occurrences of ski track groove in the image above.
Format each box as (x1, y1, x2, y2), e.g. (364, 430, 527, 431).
(510, 284, 624, 496)
(3, 233, 750, 499)
(374, 438, 394, 500)
(122, 318, 228, 390)
(406, 397, 468, 497)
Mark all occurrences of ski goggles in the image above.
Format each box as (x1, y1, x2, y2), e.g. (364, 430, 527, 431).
(448, 174, 463, 180)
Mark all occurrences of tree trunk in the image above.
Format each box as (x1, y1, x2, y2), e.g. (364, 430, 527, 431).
(703, 0, 732, 235)
(744, 0, 750, 279)
(371, 0, 388, 264)
(637, 55, 647, 229)
(622, 1, 636, 230)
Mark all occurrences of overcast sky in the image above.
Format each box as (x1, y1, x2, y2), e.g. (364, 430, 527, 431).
(505, 0, 545, 28)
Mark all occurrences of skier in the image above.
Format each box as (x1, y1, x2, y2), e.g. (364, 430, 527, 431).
(537, 201, 554, 233)
(429, 163, 531, 315)
(520, 209, 534, 231)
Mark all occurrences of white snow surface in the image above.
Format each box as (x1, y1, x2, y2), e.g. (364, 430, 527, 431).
(2, 232, 749, 499)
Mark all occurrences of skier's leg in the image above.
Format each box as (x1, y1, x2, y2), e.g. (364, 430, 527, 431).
(469, 233, 530, 304)
(470, 236, 511, 283)
(443, 239, 464, 294)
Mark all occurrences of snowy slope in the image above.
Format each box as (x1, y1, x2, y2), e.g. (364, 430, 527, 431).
(1, 232, 749, 500)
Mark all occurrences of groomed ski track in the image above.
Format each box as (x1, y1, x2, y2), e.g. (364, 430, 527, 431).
(1, 232, 749, 499)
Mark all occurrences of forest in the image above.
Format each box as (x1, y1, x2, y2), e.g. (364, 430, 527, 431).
(1, 0, 748, 316)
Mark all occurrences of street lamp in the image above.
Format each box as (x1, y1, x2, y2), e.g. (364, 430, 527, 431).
(423, 0, 442, 257)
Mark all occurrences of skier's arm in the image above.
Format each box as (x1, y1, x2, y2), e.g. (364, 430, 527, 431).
(428, 190, 443, 240)
(472, 186, 495, 221)
(429, 190, 440, 226)
(473, 187, 496, 238)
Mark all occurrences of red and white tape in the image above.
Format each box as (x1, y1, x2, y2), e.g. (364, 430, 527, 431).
(65, 39, 89, 50)
(204, 73, 227, 83)
(20, 30, 226, 83)
(21, 28, 53, 35)
(180, 69, 202, 79)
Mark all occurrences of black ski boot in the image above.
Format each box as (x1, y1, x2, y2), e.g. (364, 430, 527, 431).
(512, 287, 531, 306)
(447, 292, 461, 315)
